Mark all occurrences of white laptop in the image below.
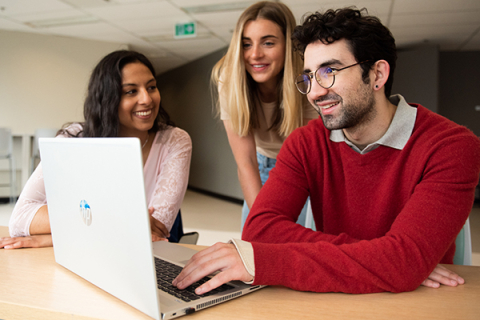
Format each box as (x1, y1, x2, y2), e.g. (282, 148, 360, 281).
(39, 137, 263, 320)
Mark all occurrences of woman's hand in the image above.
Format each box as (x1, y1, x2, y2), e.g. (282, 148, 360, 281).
(0, 234, 53, 249)
(149, 207, 169, 242)
(421, 264, 465, 288)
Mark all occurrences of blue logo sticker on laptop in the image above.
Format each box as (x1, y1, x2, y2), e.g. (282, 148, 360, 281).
(80, 200, 92, 226)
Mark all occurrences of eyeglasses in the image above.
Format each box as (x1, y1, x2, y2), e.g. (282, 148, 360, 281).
(295, 61, 369, 94)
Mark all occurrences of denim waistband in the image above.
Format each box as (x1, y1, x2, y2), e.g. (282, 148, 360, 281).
(257, 152, 276, 169)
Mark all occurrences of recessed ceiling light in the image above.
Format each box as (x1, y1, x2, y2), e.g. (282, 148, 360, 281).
(182, 2, 254, 14)
(25, 16, 99, 28)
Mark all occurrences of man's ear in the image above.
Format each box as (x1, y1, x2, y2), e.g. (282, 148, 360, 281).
(371, 60, 390, 91)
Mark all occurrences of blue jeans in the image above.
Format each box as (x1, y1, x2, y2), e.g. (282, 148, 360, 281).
(240, 152, 308, 231)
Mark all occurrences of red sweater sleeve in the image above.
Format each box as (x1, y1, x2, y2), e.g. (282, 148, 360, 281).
(242, 108, 480, 293)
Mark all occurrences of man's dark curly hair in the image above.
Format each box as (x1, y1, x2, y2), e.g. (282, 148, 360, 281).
(292, 7, 397, 97)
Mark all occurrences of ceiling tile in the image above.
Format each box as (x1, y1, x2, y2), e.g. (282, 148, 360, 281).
(8, 9, 92, 23)
(83, 1, 184, 21)
(390, 10, 480, 27)
(0, 0, 72, 16)
(154, 36, 224, 50)
(154, 36, 225, 60)
(60, 0, 114, 9)
(0, 17, 43, 32)
(171, 0, 253, 7)
(460, 28, 480, 51)
(391, 24, 478, 38)
(61, 0, 156, 9)
(210, 27, 233, 43)
(191, 10, 243, 27)
(112, 15, 196, 36)
(282, 1, 391, 26)
(392, 0, 480, 14)
(45, 21, 125, 38)
(392, 23, 478, 50)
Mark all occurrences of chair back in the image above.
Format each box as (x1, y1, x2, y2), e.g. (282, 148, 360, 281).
(179, 232, 199, 245)
(305, 199, 316, 231)
(0, 128, 13, 158)
(32, 128, 58, 158)
(453, 218, 472, 265)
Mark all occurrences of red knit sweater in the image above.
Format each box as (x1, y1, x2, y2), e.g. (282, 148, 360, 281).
(243, 105, 480, 293)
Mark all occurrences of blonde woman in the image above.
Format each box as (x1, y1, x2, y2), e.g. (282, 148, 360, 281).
(212, 1, 317, 229)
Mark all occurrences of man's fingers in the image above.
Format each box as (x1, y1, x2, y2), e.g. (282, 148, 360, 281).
(437, 265, 465, 284)
(421, 279, 440, 288)
(427, 265, 464, 286)
(173, 243, 231, 288)
(174, 254, 220, 289)
(173, 242, 252, 295)
(196, 271, 235, 295)
(428, 271, 460, 286)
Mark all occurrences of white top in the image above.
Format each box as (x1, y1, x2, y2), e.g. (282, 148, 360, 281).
(9, 124, 192, 237)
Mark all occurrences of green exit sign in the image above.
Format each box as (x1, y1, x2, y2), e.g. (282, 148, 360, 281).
(175, 22, 196, 39)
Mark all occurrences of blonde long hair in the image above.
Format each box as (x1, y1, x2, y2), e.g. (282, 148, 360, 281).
(211, 1, 304, 137)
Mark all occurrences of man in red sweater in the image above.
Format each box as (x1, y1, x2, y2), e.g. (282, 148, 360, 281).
(174, 8, 480, 294)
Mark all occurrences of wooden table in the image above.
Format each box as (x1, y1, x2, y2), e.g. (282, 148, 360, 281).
(1, 226, 479, 320)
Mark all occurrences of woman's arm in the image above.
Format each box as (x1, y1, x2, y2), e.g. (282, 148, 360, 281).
(3, 164, 53, 249)
(148, 129, 192, 235)
(9, 164, 49, 237)
(1, 204, 52, 249)
(29, 205, 51, 235)
(223, 120, 262, 209)
(1, 234, 53, 249)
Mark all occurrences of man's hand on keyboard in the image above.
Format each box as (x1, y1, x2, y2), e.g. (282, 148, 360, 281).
(172, 242, 253, 295)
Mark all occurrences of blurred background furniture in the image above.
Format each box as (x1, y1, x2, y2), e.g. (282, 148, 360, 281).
(168, 210, 199, 245)
(454, 218, 473, 265)
(475, 177, 480, 203)
(179, 231, 199, 245)
(31, 128, 58, 174)
(0, 128, 16, 203)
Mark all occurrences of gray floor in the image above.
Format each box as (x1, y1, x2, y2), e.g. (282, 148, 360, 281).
(1, 191, 479, 266)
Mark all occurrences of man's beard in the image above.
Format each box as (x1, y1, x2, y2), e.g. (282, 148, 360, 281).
(315, 86, 376, 131)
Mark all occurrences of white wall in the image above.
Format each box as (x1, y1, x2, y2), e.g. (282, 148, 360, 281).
(0, 30, 127, 135)
(0, 30, 127, 197)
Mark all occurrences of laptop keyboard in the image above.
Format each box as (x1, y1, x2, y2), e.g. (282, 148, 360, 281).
(154, 257, 235, 302)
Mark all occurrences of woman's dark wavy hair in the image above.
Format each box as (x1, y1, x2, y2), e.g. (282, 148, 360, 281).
(292, 7, 397, 97)
(63, 50, 174, 137)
